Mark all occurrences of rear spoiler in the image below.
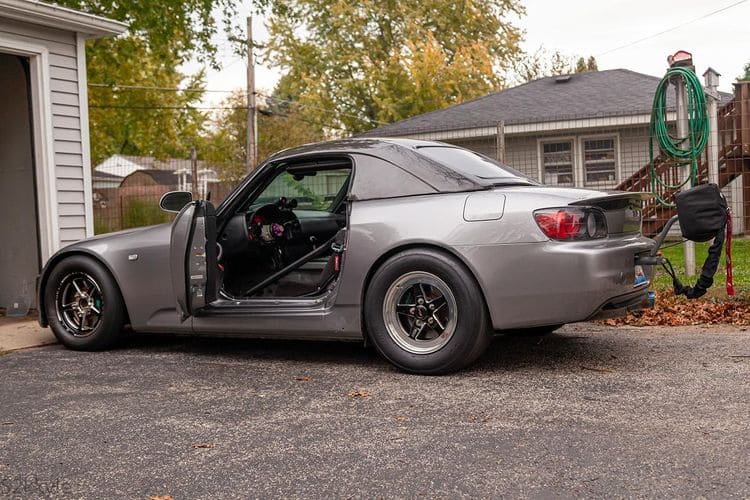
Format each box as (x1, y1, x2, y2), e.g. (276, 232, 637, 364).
(568, 191, 653, 208)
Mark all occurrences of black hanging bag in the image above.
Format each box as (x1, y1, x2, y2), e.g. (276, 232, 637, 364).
(674, 183, 727, 242)
(662, 183, 731, 299)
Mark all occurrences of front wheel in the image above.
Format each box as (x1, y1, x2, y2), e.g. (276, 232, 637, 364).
(44, 255, 127, 350)
(364, 249, 492, 374)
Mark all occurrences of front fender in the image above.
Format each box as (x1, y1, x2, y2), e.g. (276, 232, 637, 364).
(37, 224, 184, 332)
(37, 247, 124, 327)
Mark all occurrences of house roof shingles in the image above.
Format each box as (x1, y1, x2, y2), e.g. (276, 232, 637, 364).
(360, 68, 733, 137)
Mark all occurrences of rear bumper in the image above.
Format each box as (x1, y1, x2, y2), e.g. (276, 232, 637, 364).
(587, 288, 655, 321)
(455, 235, 656, 330)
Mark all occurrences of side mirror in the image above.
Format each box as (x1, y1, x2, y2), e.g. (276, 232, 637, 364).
(159, 191, 193, 213)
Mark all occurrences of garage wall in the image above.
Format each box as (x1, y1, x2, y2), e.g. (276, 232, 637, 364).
(0, 18, 87, 247)
(0, 54, 39, 310)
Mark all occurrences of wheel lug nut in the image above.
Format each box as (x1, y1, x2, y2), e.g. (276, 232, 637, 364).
(417, 298, 424, 305)
(416, 320, 423, 326)
(409, 307, 415, 314)
(428, 318, 434, 325)
(428, 304, 435, 310)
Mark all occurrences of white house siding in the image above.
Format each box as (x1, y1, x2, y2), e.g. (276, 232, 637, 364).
(448, 125, 741, 233)
(0, 17, 87, 246)
(448, 125, 669, 191)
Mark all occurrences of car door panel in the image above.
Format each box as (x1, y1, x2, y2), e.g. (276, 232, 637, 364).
(169, 200, 217, 321)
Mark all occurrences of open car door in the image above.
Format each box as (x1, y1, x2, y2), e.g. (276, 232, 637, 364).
(169, 200, 218, 321)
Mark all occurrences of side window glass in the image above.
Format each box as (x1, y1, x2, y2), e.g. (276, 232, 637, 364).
(255, 169, 351, 211)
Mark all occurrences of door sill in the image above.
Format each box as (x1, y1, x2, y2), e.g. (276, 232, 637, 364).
(200, 289, 334, 315)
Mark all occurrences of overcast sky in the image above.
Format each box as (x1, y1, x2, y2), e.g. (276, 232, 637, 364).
(188, 0, 750, 107)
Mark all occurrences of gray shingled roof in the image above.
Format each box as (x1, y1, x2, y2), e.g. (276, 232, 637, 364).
(359, 68, 733, 137)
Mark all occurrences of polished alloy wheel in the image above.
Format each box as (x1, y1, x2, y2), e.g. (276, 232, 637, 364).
(55, 272, 104, 337)
(382, 271, 457, 354)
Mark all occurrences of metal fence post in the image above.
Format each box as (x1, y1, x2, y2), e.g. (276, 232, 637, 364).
(704, 68, 721, 186)
(190, 146, 199, 199)
(495, 120, 505, 163)
(674, 66, 695, 276)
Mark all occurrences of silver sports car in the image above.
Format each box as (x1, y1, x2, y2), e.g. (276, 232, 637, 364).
(38, 138, 656, 374)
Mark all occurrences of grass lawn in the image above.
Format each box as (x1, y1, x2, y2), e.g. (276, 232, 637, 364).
(650, 236, 749, 301)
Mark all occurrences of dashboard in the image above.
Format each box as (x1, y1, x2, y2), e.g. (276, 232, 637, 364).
(219, 202, 345, 262)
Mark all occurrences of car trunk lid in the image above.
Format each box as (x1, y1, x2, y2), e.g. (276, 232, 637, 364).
(568, 192, 652, 235)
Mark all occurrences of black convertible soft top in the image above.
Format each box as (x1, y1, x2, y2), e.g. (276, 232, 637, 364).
(267, 138, 534, 197)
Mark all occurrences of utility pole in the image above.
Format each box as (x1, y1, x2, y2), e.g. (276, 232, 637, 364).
(190, 146, 199, 199)
(246, 16, 257, 174)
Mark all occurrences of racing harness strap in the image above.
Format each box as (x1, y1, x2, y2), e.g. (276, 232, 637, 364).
(660, 184, 734, 299)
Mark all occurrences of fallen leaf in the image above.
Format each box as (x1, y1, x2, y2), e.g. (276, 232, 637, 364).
(597, 291, 750, 327)
(348, 389, 370, 398)
(191, 443, 213, 449)
(149, 496, 174, 500)
(295, 376, 312, 382)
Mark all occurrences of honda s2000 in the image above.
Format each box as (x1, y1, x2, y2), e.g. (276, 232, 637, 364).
(38, 139, 655, 374)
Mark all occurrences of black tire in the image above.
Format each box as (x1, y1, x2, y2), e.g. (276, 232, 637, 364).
(504, 324, 564, 337)
(44, 255, 127, 350)
(364, 248, 492, 375)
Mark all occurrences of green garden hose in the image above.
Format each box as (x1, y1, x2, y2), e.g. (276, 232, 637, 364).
(649, 66, 709, 206)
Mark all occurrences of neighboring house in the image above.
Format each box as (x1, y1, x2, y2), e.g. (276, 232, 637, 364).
(94, 154, 219, 197)
(361, 69, 727, 189)
(0, 0, 125, 313)
(361, 69, 747, 234)
(92, 169, 123, 189)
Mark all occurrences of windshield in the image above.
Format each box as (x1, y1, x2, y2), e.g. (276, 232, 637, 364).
(416, 146, 535, 183)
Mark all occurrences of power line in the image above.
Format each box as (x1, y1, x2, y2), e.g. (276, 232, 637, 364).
(88, 103, 352, 132)
(596, 0, 748, 57)
(90, 104, 244, 110)
(88, 83, 235, 93)
(87, 84, 386, 126)
(260, 92, 389, 126)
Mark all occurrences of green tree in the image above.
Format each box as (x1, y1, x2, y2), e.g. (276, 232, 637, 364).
(266, 0, 525, 133)
(85, 38, 207, 163)
(55, 0, 253, 67)
(574, 55, 598, 73)
(739, 61, 750, 80)
(575, 57, 587, 73)
(586, 55, 598, 71)
(199, 90, 324, 181)
(515, 48, 597, 83)
(54, 0, 262, 164)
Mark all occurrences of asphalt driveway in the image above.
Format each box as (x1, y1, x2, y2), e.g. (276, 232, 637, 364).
(1, 323, 749, 498)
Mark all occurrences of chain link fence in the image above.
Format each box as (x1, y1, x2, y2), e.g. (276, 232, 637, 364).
(374, 82, 750, 237)
(92, 83, 750, 238)
(92, 154, 240, 233)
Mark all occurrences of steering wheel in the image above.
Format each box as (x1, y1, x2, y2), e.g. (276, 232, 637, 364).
(246, 198, 300, 247)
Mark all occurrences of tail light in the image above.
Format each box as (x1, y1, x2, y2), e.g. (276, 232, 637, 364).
(533, 207, 607, 240)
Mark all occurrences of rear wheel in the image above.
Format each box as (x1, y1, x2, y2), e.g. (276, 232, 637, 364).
(364, 249, 491, 374)
(45, 256, 127, 350)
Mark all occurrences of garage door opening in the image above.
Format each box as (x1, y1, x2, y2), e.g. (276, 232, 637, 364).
(0, 53, 40, 316)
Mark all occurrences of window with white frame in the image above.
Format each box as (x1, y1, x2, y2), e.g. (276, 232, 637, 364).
(582, 137, 617, 184)
(541, 140, 574, 186)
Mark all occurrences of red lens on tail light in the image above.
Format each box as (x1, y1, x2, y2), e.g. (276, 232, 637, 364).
(533, 208, 607, 240)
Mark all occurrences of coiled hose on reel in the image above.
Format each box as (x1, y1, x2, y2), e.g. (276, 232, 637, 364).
(649, 66, 709, 206)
